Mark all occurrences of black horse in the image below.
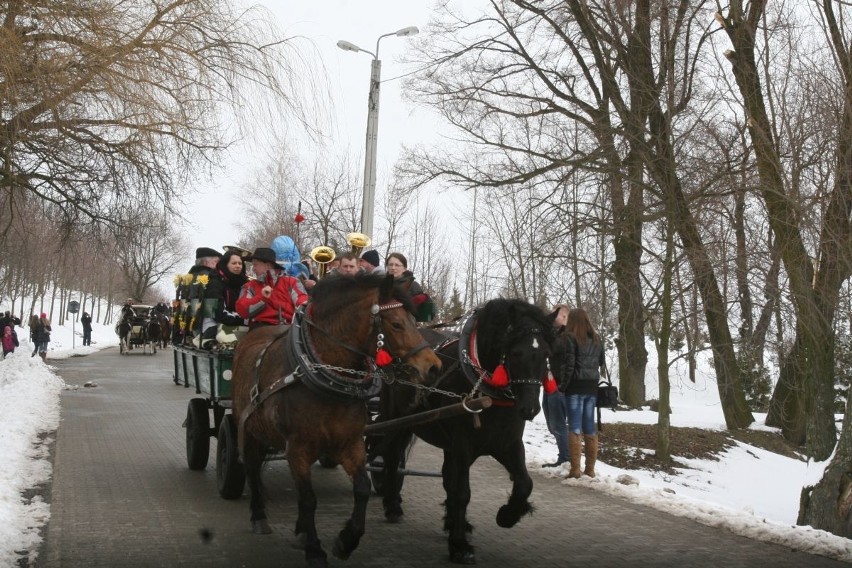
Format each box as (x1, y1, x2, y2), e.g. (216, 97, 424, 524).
(376, 298, 556, 564)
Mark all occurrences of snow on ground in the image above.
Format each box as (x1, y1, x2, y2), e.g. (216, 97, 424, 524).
(1, 321, 852, 564)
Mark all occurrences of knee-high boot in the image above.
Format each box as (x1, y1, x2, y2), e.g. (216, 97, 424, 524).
(583, 434, 598, 478)
(568, 433, 583, 479)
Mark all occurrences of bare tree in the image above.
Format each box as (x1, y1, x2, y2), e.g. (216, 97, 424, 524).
(0, 0, 320, 233)
(717, 0, 852, 458)
(114, 207, 188, 300)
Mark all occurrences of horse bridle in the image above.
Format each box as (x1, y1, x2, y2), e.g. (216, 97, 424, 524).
(302, 299, 430, 366)
(460, 314, 551, 397)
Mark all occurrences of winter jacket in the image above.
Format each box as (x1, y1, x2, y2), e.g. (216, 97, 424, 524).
(236, 269, 308, 326)
(549, 326, 569, 384)
(560, 333, 604, 396)
(81, 314, 93, 332)
(32, 320, 51, 343)
(204, 266, 249, 326)
(2, 326, 17, 353)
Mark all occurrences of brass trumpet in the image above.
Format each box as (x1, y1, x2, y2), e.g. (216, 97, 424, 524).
(347, 232, 371, 257)
(310, 246, 336, 278)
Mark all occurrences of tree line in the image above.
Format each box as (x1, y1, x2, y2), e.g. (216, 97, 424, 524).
(381, 0, 851, 535)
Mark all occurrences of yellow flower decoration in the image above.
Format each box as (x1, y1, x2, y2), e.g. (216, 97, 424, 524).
(181, 274, 194, 286)
(195, 274, 209, 287)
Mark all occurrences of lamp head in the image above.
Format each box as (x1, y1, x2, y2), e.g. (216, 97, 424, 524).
(337, 40, 361, 53)
(395, 26, 419, 37)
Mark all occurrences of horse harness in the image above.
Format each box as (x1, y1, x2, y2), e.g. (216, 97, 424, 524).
(427, 312, 551, 406)
(237, 299, 428, 456)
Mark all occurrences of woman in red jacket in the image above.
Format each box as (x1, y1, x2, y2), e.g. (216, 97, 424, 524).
(236, 247, 308, 330)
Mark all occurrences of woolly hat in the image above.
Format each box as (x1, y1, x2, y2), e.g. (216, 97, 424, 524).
(361, 249, 380, 268)
(195, 247, 221, 259)
(40, 312, 47, 319)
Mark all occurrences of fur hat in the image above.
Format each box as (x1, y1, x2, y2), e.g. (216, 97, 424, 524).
(361, 249, 380, 268)
(195, 247, 221, 259)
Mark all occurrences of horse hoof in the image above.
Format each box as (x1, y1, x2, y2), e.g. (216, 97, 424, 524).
(307, 557, 328, 568)
(251, 519, 272, 534)
(450, 550, 476, 564)
(385, 512, 403, 524)
(332, 536, 353, 560)
(291, 532, 308, 550)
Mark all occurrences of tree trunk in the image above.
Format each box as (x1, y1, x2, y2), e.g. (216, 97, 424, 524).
(798, 376, 852, 536)
(722, 7, 845, 456)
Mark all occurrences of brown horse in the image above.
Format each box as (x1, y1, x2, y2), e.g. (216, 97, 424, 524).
(231, 272, 442, 568)
(155, 312, 171, 348)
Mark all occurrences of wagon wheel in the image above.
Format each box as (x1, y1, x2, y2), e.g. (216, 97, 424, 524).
(217, 414, 246, 499)
(185, 398, 210, 470)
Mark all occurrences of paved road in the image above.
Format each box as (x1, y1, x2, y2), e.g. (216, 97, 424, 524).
(36, 347, 845, 567)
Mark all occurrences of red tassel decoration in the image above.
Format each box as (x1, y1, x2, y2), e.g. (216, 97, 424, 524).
(375, 348, 393, 367)
(294, 212, 305, 224)
(489, 364, 509, 388)
(543, 371, 557, 394)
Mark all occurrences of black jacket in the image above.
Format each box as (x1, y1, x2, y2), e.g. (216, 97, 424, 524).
(203, 267, 248, 326)
(32, 321, 51, 343)
(81, 314, 93, 332)
(560, 333, 604, 396)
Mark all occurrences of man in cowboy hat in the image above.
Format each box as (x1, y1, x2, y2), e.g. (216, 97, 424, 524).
(236, 246, 308, 330)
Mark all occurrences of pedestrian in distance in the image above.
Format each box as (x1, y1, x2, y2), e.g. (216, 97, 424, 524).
(81, 312, 93, 346)
(1, 325, 19, 359)
(30, 312, 52, 361)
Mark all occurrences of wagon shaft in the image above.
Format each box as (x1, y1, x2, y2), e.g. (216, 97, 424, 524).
(364, 396, 492, 435)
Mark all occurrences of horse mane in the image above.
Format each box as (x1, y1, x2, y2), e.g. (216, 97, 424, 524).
(474, 298, 553, 368)
(310, 272, 414, 319)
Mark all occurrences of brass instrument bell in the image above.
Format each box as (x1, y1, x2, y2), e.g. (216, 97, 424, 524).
(346, 232, 371, 257)
(309, 246, 336, 278)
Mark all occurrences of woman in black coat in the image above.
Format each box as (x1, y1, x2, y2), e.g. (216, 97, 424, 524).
(559, 307, 605, 479)
(198, 251, 249, 347)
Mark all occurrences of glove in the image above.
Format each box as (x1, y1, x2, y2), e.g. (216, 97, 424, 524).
(220, 311, 245, 327)
(558, 381, 570, 393)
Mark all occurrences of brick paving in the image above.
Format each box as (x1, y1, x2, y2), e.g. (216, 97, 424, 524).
(35, 347, 847, 567)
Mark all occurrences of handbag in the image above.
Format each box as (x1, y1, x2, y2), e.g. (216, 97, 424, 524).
(595, 361, 618, 431)
(596, 381, 619, 409)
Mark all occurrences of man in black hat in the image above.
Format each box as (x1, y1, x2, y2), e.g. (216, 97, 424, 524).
(182, 247, 222, 346)
(236, 247, 308, 330)
(359, 249, 383, 274)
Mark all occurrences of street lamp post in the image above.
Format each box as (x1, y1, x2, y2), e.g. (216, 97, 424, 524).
(337, 25, 419, 241)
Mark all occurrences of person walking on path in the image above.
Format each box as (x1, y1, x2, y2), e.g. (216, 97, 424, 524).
(542, 304, 571, 467)
(81, 312, 93, 346)
(30, 313, 51, 361)
(1, 325, 18, 359)
(559, 307, 605, 478)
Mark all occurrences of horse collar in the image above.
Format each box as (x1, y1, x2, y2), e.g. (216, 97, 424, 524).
(290, 306, 383, 400)
(458, 313, 514, 401)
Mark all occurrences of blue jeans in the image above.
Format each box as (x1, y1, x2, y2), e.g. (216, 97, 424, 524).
(542, 392, 569, 461)
(567, 394, 597, 435)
